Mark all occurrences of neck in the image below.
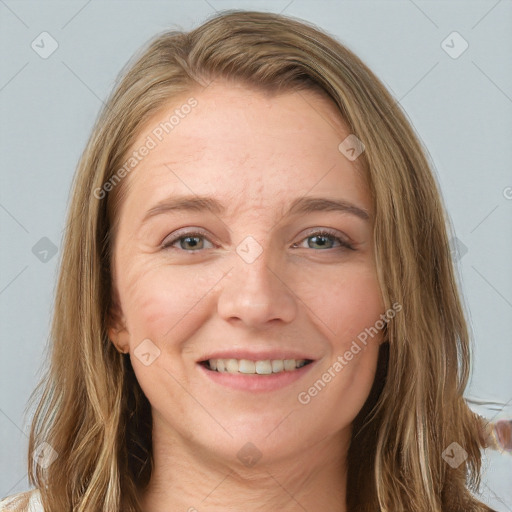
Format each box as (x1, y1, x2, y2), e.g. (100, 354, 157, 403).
(140, 416, 349, 512)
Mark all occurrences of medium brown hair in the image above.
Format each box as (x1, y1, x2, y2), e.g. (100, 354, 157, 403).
(23, 10, 493, 511)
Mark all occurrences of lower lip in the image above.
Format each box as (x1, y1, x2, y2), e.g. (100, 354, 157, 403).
(197, 361, 316, 392)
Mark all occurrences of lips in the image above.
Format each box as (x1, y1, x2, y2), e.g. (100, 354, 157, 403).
(197, 354, 316, 392)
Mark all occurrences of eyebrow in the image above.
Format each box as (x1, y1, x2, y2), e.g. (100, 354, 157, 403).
(141, 194, 370, 224)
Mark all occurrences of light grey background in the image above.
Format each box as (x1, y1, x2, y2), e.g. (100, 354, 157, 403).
(1, 0, 511, 509)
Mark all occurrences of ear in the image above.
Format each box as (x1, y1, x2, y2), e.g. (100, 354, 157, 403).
(107, 299, 130, 354)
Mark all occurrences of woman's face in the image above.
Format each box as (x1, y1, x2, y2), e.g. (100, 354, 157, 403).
(109, 82, 385, 466)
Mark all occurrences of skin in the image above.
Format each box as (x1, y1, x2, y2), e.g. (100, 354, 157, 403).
(108, 81, 386, 512)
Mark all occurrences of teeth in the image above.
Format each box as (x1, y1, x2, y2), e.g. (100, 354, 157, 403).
(272, 360, 284, 373)
(284, 359, 296, 371)
(255, 360, 272, 375)
(239, 359, 255, 374)
(226, 358, 239, 373)
(206, 358, 309, 374)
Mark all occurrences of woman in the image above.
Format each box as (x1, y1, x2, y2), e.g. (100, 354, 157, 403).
(0, 10, 503, 512)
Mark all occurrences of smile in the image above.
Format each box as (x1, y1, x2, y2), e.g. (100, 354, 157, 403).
(202, 358, 313, 374)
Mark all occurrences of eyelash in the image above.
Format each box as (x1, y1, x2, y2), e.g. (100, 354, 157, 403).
(161, 229, 355, 252)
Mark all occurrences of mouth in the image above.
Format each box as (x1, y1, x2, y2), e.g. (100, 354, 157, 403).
(199, 358, 314, 375)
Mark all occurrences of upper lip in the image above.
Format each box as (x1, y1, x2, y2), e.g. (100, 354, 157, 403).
(197, 349, 317, 362)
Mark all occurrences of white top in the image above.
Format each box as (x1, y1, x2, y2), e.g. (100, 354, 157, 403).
(0, 489, 43, 511)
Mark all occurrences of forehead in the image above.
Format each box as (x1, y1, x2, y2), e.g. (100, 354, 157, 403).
(119, 82, 370, 219)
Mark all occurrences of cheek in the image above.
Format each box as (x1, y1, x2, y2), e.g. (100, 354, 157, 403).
(118, 260, 223, 343)
(334, 348, 379, 425)
(299, 264, 384, 345)
(119, 253, 384, 347)
(295, 266, 384, 417)
(298, 332, 381, 432)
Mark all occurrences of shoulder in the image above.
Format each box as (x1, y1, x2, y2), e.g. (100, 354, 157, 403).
(0, 489, 43, 511)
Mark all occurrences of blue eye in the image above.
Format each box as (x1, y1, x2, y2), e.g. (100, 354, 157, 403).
(161, 231, 213, 251)
(161, 229, 355, 252)
(292, 230, 355, 251)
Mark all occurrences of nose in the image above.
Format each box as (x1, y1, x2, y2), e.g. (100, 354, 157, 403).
(217, 248, 297, 328)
